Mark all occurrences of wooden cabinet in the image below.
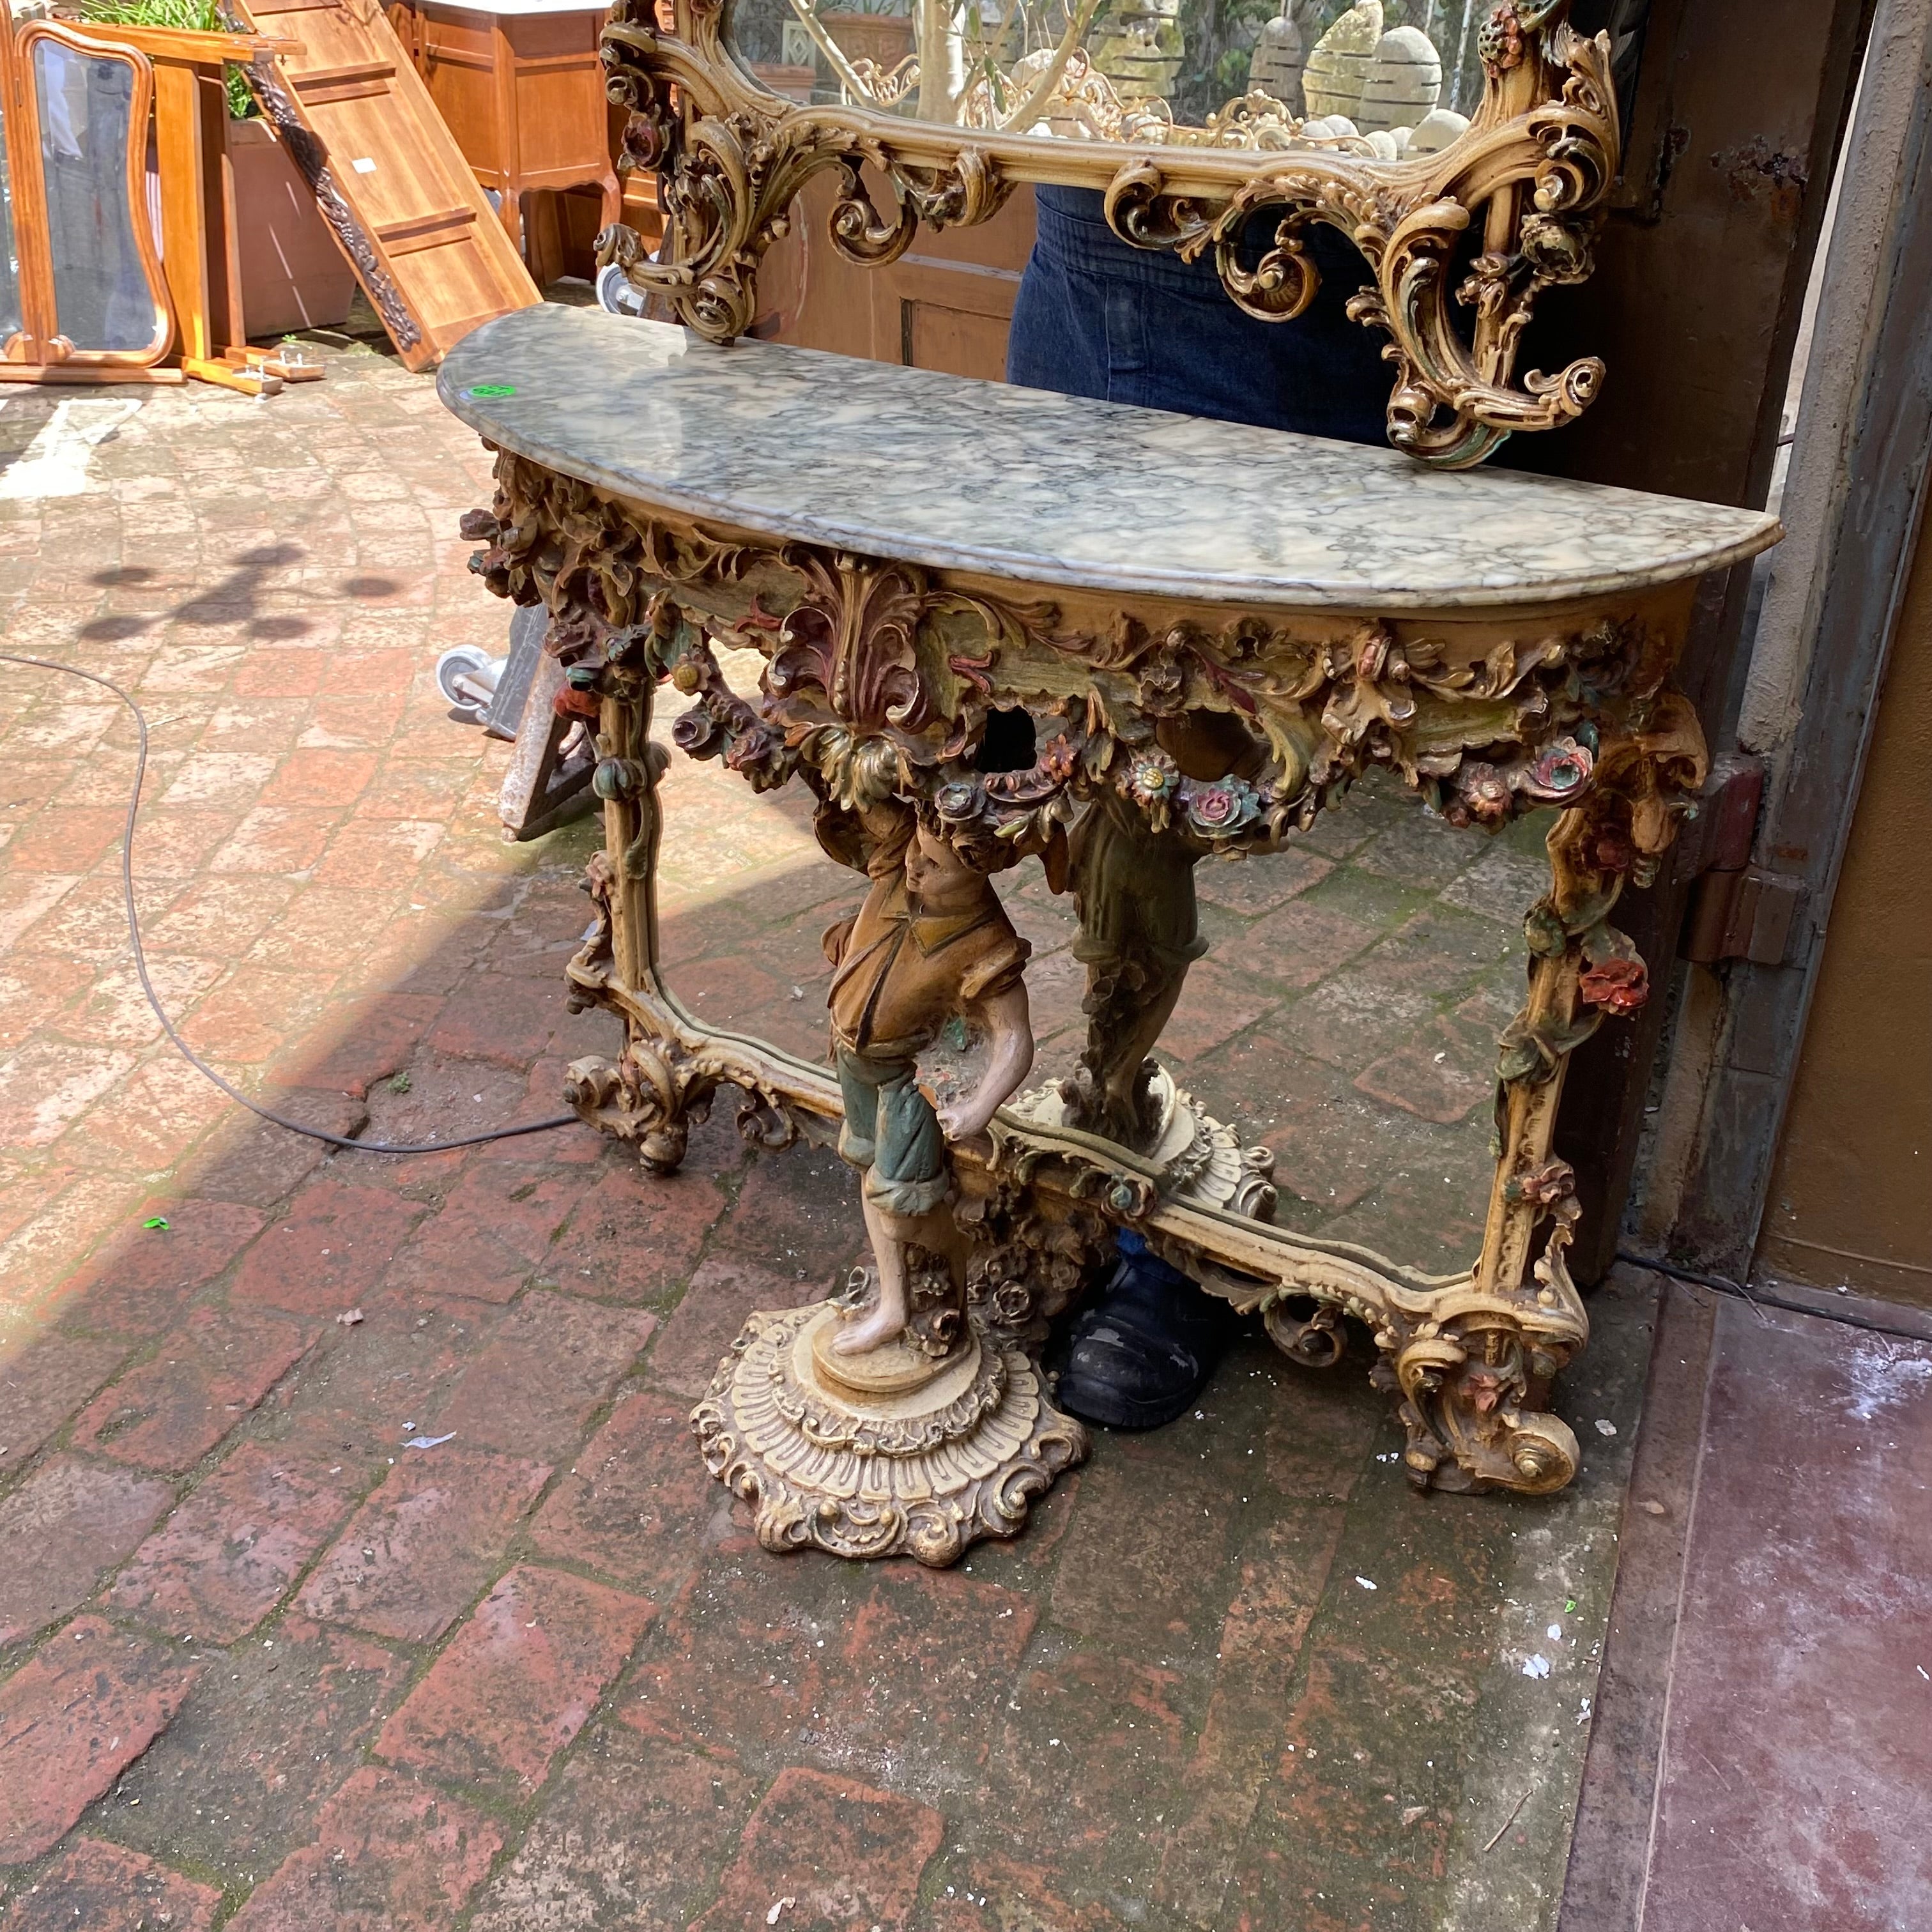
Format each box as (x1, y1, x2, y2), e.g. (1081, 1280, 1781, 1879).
(387, 0, 618, 261)
(761, 171, 1035, 381)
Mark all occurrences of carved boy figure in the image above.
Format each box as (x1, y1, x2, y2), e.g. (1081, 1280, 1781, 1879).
(823, 809, 1034, 1357)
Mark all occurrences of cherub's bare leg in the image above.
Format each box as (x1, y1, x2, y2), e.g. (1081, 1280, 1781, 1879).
(832, 1191, 914, 1353)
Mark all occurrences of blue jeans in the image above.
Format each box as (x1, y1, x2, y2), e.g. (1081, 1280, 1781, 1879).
(1006, 185, 1391, 445)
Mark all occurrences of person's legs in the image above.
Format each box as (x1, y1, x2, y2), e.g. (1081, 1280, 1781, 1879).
(1008, 188, 1391, 1429)
(1008, 187, 1392, 445)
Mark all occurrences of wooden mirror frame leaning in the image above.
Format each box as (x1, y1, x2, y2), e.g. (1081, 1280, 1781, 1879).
(593, 0, 1620, 466)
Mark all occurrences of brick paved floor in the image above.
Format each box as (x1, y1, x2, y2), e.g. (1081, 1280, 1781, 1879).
(1, 336, 1648, 1930)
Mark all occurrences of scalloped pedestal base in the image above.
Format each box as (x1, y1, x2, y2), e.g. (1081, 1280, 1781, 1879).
(691, 1303, 1089, 1567)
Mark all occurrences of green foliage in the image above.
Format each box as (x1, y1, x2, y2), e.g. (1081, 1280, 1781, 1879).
(78, 0, 261, 117)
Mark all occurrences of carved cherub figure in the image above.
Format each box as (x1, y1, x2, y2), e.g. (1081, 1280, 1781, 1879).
(822, 809, 1034, 1356)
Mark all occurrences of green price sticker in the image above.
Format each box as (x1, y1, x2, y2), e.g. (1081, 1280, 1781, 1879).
(464, 383, 516, 399)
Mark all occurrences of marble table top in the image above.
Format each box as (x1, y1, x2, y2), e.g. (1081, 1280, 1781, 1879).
(440, 303, 1782, 613)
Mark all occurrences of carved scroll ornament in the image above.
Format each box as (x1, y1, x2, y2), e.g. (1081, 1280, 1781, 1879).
(595, 1, 1619, 467)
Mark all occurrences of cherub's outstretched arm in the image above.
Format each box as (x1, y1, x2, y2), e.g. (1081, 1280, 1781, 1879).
(937, 983, 1034, 1142)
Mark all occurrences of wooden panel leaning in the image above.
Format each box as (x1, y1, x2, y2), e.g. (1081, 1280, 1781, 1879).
(235, 0, 539, 369)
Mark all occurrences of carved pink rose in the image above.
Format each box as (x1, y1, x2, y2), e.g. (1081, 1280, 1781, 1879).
(1579, 955, 1648, 1015)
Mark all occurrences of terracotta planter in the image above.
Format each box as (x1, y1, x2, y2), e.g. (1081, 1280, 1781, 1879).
(752, 61, 818, 103)
(226, 116, 356, 340)
(820, 11, 915, 73)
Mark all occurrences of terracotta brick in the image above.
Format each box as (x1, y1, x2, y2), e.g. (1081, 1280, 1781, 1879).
(0, 1458, 172, 1646)
(268, 1295, 499, 1454)
(620, 1547, 838, 1766)
(975, 1650, 1192, 1905)
(158, 750, 277, 809)
(429, 1290, 655, 1461)
(0, 954, 93, 1051)
(421, 970, 558, 1068)
(376, 1564, 655, 1797)
(52, 1056, 233, 1176)
(56, 957, 224, 1051)
(381, 1166, 587, 1304)
(1153, 1503, 1349, 1924)
(107, 1443, 362, 1642)
(693, 1767, 944, 1932)
(209, 806, 341, 877)
(0, 1837, 220, 1932)
(0, 1618, 201, 1864)
(0, 874, 82, 954)
(111, 1616, 411, 1878)
(1155, 957, 1280, 1064)
(1259, 1353, 1383, 1505)
(296, 1449, 550, 1643)
(1050, 1429, 1238, 1658)
(351, 758, 473, 822)
(1193, 846, 1334, 916)
(529, 1390, 724, 1600)
(176, 967, 335, 1066)
(256, 748, 379, 809)
(802, 1568, 1038, 1800)
(540, 1160, 729, 1305)
(229, 1177, 425, 1316)
(292, 993, 443, 1097)
(0, 1334, 131, 1475)
(226, 1767, 503, 1932)
(4, 806, 126, 874)
(647, 1256, 816, 1400)
(181, 1091, 367, 1211)
(1353, 1016, 1494, 1124)
(1269, 974, 1439, 1075)
(60, 1199, 266, 1339)
(123, 807, 244, 882)
(1214, 898, 1379, 991)
(1353, 905, 1516, 995)
(671, 953, 790, 1036)
(330, 647, 421, 689)
(241, 887, 404, 975)
(72, 1305, 320, 1473)
(468, 1726, 756, 1932)
(231, 647, 332, 698)
(310, 819, 445, 889)
(300, 692, 408, 750)
(0, 1040, 137, 1151)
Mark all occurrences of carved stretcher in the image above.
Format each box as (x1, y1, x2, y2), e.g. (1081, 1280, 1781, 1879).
(440, 302, 1778, 1558)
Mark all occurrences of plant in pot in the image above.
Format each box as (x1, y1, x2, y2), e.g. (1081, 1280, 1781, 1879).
(77, 0, 356, 339)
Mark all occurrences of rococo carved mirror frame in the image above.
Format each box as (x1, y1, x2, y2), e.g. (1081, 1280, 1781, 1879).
(595, 0, 1620, 467)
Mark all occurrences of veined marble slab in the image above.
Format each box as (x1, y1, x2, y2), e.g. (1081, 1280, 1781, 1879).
(439, 303, 1781, 613)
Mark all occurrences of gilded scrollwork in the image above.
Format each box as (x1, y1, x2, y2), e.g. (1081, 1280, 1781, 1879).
(594, 0, 1617, 466)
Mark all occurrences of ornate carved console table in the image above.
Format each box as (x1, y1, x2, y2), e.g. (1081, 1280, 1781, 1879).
(441, 300, 1777, 1563)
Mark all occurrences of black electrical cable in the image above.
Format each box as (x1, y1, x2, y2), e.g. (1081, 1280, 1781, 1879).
(1615, 1247, 1932, 1346)
(3, 652, 578, 1155)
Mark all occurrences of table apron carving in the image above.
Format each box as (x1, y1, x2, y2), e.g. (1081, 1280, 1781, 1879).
(464, 445, 1715, 1513)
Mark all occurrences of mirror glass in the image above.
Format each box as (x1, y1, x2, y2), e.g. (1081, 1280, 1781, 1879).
(654, 651, 1542, 1280)
(33, 36, 165, 354)
(730, 0, 1485, 154)
(1, 85, 22, 342)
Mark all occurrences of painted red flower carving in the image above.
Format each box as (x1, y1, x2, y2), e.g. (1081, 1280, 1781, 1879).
(1579, 954, 1648, 1015)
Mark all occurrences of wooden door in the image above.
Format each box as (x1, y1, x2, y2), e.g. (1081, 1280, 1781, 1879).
(236, 0, 537, 369)
(762, 172, 1034, 379)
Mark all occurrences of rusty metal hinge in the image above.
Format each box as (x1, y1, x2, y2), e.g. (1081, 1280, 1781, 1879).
(1675, 757, 1806, 966)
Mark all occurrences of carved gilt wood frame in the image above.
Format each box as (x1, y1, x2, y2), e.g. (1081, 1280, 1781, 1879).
(595, 0, 1621, 466)
(464, 452, 1712, 1510)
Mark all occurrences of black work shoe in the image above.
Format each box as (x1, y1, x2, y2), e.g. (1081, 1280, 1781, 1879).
(1050, 1234, 1236, 1430)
